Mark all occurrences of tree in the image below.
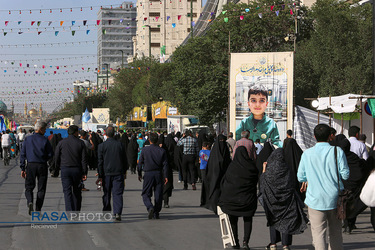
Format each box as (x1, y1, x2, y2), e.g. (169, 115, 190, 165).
(295, 0, 372, 99)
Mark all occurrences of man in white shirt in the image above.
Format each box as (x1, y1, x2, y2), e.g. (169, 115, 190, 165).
(2, 130, 11, 165)
(348, 126, 368, 160)
(18, 129, 26, 151)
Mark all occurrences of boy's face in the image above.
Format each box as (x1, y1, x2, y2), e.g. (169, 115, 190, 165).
(248, 94, 268, 116)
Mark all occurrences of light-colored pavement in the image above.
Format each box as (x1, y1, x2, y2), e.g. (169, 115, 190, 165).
(0, 156, 374, 250)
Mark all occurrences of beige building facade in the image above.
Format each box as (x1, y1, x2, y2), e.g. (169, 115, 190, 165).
(131, 0, 202, 62)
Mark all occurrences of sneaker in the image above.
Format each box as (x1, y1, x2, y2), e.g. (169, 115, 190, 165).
(178, 180, 181, 183)
(282, 246, 290, 250)
(114, 214, 121, 222)
(243, 241, 250, 250)
(28, 203, 34, 215)
(164, 204, 170, 208)
(266, 244, 277, 250)
(148, 208, 154, 220)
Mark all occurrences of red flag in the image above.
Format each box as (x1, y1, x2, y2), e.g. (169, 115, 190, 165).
(97, 20, 101, 25)
(31, 21, 35, 26)
(271, 5, 274, 11)
(178, 15, 181, 20)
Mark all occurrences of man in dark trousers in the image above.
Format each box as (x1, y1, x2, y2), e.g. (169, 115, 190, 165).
(177, 129, 199, 190)
(138, 133, 168, 219)
(55, 125, 88, 211)
(97, 126, 128, 222)
(20, 121, 53, 215)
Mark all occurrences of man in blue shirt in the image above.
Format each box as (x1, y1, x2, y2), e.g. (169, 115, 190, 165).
(138, 133, 168, 219)
(20, 121, 53, 215)
(297, 124, 349, 250)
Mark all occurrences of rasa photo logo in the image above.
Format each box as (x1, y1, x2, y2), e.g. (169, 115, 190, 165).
(30, 211, 114, 228)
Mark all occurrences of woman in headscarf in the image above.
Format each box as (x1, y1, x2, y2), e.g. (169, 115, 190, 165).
(335, 138, 372, 233)
(260, 148, 308, 250)
(120, 132, 129, 155)
(284, 139, 305, 200)
(158, 135, 174, 208)
(127, 134, 139, 174)
(48, 134, 62, 177)
(165, 133, 177, 171)
(200, 134, 231, 214)
(90, 132, 102, 170)
(218, 146, 258, 249)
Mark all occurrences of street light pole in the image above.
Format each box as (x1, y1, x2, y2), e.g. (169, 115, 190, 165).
(144, 25, 151, 58)
(119, 50, 124, 69)
(103, 63, 109, 92)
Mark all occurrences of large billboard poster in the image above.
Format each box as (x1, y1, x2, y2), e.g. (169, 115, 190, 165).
(230, 52, 293, 145)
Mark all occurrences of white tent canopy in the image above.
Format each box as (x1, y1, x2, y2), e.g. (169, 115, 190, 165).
(316, 93, 366, 113)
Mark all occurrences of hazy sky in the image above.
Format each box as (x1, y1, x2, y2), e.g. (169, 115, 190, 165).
(0, 0, 132, 113)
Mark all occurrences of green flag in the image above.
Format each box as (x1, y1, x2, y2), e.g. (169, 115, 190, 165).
(368, 99, 375, 118)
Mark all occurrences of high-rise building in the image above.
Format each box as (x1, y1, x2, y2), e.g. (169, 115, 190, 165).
(130, 0, 202, 62)
(97, 2, 137, 70)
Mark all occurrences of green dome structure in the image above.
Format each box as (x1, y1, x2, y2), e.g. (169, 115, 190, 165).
(0, 100, 7, 114)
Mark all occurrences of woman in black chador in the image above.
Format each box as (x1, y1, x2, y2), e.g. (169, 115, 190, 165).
(48, 134, 62, 177)
(158, 135, 174, 208)
(127, 134, 139, 174)
(200, 134, 231, 214)
(218, 146, 258, 249)
(260, 148, 308, 250)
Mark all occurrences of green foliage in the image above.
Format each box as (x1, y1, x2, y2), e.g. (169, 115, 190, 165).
(295, 0, 372, 99)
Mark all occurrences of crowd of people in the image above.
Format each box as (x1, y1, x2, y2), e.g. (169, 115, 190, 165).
(2, 118, 373, 249)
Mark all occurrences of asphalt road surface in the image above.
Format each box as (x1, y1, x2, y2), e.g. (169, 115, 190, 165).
(0, 156, 374, 250)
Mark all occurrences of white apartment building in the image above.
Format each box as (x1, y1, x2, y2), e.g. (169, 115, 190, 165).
(131, 0, 202, 62)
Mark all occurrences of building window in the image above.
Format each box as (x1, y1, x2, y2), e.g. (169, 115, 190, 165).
(187, 28, 191, 32)
(149, 12, 160, 17)
(187, 0, 197, 1)
(150, 27, 160, 32)
(151, 43, 160, 47)
(187, 13, 197, 17)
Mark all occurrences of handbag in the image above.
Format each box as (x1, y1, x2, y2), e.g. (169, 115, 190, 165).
(335, 146, 349, 220)
(360, 170, 375, 207)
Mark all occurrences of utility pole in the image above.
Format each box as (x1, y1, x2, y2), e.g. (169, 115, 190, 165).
(190, 0, 193, 38)
(119, 50, 124, 69)
(144, 25, 152, 58)
(373, 0, 375, 95)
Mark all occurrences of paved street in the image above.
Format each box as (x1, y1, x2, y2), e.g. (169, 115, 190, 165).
(0, 156, 374, 250)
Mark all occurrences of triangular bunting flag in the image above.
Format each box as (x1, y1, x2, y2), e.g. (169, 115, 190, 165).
(31, 21, 35, 26)
(144, 17, 147, 21)
(97, 20, 101, 25)
(72, 21, 76, 26)
(18, 32, 23, 34)
(245, 8, 250, 12)
(60, 21, 64, 26)
(172, 23, 176, 28)
(37, 21, 41, 26)
(178, 15, 181, 20)
(83, 20, 87, 26)
(240, 15, 244, 20)
(271, 5, 274, 11)
(167, 16, 170, 21)
(290, 9, 293, 15)
(71, 30, 75, 35)
(5, 21, 9, 26)
(222, 11, 227, 15)
(224, 17, 228, 22)
(55, 31, 59, 36)
(155, 17, 159, 21)
(192, 21, 195, 27)
(3, 32, 7, 36)
(18, 21, 22, 25)
(275, 10, 279, 16)
(38, 31, 42, 35)
(102, 29, 106, 34)
(86, 30, 90, 35)
(282, 5, 285, 10)
(258, 13, 262, 18)
(48, 21, 52, 26)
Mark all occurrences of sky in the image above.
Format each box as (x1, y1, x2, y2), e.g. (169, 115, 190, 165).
(0, 0, 134, 114)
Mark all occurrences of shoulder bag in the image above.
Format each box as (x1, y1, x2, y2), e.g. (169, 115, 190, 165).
(335, 146, 349, 220)
(360, 170, 375, 207)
